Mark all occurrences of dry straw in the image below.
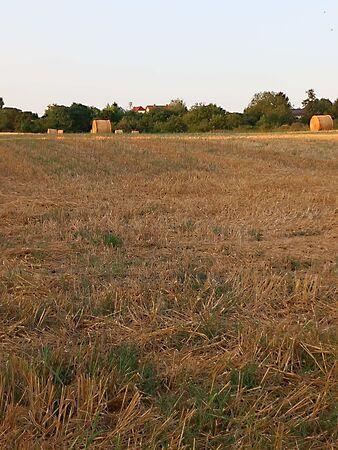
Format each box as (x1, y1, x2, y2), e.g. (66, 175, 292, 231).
(0, 132, 337, 448)
(309, 115, 333, 132)
(91, 119, 112, 134)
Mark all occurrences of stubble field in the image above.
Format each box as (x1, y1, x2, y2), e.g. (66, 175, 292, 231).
(0, 132, 337, 448)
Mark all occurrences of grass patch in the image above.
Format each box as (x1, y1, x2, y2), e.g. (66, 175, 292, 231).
(103, 232, 123, 247)
(230, 363, 259, 390)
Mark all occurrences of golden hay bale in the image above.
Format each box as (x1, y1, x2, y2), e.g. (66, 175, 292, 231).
(115, 129, 124, 135)
(309, 115, 333, 132)
(131, 130, 140, 134)
(47, 129, 58, 134)
(91, 120, 112, 134)
(57, 130, 64, 134)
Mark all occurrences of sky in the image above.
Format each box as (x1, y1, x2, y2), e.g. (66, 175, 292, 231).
(1, 0, 337, 115)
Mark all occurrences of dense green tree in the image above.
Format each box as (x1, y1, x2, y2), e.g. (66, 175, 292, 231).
(225, 112, 244, 129)
(116, 112, 143, 132)
(100, 102, 124, 124)
(16, 111, 41, 132)
(0, 106, 43, 132)
(0, 107, 22, 131)
(43, 104, 72, 131)
(147, 107, 174, 129)
(167, 99, 187, 114)
(68, 103, 95, 132)
(116, 106, 187, 133)
(244, 92, 293, 127)
(332, 99, 338, 118)
(162, 116, 187, 132)
(301, 89, 333, 123)
(183, 104, 227, 132)
(317, 98, 334, 115)
(90, 106, 101, 117)
(0, 92, 336, 134)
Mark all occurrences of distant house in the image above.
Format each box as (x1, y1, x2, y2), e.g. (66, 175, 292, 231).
(132, 104, 170, 114)
(292, 108, 306, 120)
(145, 104, 169, 113)
(132, 106, 146, 114)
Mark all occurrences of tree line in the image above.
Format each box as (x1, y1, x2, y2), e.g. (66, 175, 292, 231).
(0, 90, 337, 133)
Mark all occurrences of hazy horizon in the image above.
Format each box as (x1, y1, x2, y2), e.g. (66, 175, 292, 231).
(1, 0, 337, 115)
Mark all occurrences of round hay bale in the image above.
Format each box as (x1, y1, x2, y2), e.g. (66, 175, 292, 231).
(91, 120, 112, 134)
(309, 115, 333, 132)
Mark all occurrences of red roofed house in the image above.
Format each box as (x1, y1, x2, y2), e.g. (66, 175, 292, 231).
(145, 104, 169, 113)
(132, 106, 146, 114)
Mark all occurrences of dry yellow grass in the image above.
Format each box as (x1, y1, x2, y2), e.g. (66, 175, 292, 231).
(0, 132, 337, 448)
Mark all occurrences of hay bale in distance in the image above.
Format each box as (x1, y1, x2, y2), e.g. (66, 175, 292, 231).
(310, 115, 333, 132)
(131, 130, 140, 134)
(115, 129, 124, 135)
(91, 120, 112, 134)
(57, 130, 64, 134)
(47, 129, 58, 134)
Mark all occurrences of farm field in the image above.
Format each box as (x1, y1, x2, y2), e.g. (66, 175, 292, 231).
(0, 132, 337, 448)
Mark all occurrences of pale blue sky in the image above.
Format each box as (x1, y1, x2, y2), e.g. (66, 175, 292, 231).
(1, 0, 337, 115)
